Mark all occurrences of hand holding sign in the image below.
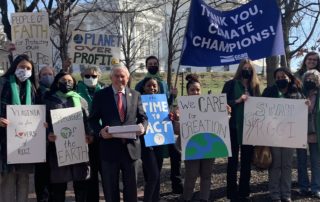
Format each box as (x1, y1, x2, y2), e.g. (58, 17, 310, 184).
(0, 117, 9, 127)
(305, 99, 311, 107)
(48, 132, 57, 142)
(236, 94, 249, 103)
(85, 135, 94, 144)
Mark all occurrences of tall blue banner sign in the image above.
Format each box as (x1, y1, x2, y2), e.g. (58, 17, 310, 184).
(180, 0, 285, 66)
(141, 94, 175, 147)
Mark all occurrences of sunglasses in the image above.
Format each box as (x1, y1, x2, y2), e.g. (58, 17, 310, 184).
(84, 75, 98, 79)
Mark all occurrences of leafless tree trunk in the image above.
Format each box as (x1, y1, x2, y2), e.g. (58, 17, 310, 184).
(266, 56, 280, 86)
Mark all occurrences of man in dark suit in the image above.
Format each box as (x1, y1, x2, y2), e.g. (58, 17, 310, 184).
(89, 64, 148, 202)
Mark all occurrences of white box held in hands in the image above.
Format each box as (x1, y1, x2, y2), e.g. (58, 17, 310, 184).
(108, 125, 140, 139)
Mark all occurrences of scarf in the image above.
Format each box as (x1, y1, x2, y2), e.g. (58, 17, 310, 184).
(233, 80, 245, 144)
(56, 91, 82, 107)
(77, 81, 102, 111)
(10, 75, 31, 105)
(146, 72, 162, 81)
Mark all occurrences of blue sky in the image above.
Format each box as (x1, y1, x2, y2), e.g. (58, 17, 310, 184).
(6, 0, 318, 72)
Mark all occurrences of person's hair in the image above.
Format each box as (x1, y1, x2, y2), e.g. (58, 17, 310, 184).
(145, 56, 159, 66)
(110, 64, 129, 78)
(50, 70, 77, 93)
(80, 65, 101, 77)
(233, 59, 260, 96)
(2, 54, 39, 88)
(186, 74, 200, 91)
(274, 67, 302, 93)
(302, 69, 320, 87)
(297, 51, 320, 76)
(38, 65, 55, 79)
(140, 77, 159, 94)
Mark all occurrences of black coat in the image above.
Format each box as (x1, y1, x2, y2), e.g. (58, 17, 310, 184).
(0, 76, 37, 173)
(222, 79, 255, 129)
(262, 84, 304, 99)
(89, 86, 148, 162)
(44, 92, 91, 183)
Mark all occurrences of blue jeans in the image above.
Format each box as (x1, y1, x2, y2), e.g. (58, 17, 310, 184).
(297, 143, 320, 193)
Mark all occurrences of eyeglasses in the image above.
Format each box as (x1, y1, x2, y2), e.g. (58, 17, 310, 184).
(84, 75, 98, 79)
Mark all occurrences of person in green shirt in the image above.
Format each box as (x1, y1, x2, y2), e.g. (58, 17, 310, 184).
(77, 65, 104, 202)
(222, 59, 261, 202)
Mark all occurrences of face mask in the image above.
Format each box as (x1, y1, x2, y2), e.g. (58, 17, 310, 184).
(84, 78, 98, 87)
(304, 80, 317, 91)
(242, 69, 252, 79)
(58, 82, 73, 93)
(276, 79, 289, 89)
(147, 66, 159, 75)
(15, 69, 32, 82)
(40, 75, 54, 88)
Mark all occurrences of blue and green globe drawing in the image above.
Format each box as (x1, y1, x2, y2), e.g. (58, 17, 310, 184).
(185, 132, 229, 160)
(60, 127, 72, 139)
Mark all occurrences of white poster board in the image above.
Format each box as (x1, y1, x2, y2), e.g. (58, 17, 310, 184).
(243, 97, 308, 148)
(11, 12, 52, 66)
(7, 105, 46, 164)
(50, 107, 89, 167)
(70, 31, 121, 69)
(178, 94, 231, 160)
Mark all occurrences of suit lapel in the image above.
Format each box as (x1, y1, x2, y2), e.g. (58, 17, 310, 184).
(125, 87, 132, 122)
(107, 86, 121, 120)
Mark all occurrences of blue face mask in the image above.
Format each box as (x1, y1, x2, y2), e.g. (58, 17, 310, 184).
(40, 75, 54, 88)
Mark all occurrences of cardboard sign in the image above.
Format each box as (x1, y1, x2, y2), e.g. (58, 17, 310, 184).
(7, 105, 46, 164)
(70, 31, 121, 68)
(11, 12, 52, 66)
(243, 97, 308, 148)
(51, 107, 89, 167)
(141, 94, 175, 146)
(178, 94, 231, 160)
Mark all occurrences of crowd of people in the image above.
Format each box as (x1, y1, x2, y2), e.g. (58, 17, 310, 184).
(0, 53, 319, 202)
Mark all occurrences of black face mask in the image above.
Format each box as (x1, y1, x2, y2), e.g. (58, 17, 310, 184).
(58, 82, 73, 93)
(304, 81, 317, 91)
(147, 66, 159, 75)
(242, 69, 252, 79)
(276, 79, 289, 89)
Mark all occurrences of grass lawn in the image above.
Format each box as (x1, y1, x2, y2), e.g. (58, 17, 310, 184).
(73, 71, 268, 95)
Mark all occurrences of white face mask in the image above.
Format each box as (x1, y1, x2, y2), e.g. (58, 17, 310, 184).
(15, 68, 32, 82)
(84, 77, 98, 87)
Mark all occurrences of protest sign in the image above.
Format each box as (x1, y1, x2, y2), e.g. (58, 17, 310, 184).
(243, 97, 308, 148)
(50, 107, 89, 167)
(180, 0, 284, 66)
(11, 12, 52, 66)
(178, 94, 231, 160)
(70, 31, 121, 68)
(7, 105, 46, 164)
(141, 94, 175, 147)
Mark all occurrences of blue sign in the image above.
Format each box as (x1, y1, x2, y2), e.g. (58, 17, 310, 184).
(180, 0, 285, 66)
(141, 94, 175, 147)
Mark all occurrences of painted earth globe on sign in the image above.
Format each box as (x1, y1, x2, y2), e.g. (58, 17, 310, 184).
(185, 132, 228, 160)
(60, 127, 73, 139)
